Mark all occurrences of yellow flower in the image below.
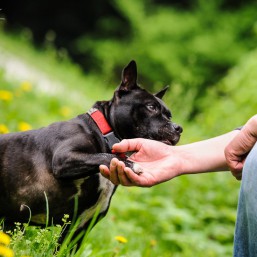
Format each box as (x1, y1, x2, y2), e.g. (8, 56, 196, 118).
(0, 232, 13, 257)
(0, 124, 9, 134)
(0, 90, 13, 101)
(20, 81, 32, 92)
(18, 122, 32, 132)
(0, 232, 11, 245)
(0, 246, 14, 257)
(114, 235, 128, 244)
(150, 239, 157, 247)
(60, 106, 71, 117)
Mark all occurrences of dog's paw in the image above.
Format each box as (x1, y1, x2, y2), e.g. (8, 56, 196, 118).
(132, 163, 143, 175)
(124, 160, 143, 175)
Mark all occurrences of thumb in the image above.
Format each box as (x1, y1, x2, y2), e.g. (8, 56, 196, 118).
(112, 138, 144, 153)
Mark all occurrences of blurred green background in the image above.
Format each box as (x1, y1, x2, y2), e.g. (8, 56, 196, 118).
(1, 0, 257, 256)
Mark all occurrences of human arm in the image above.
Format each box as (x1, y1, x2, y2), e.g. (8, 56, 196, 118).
(99, 130, 240, 187)
(225, 114, 257, 180)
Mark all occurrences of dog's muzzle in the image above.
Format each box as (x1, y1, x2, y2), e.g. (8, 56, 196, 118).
(158, 122, 183, 145)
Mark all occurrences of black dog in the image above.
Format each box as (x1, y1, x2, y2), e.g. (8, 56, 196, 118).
(0, 60, 182, 243)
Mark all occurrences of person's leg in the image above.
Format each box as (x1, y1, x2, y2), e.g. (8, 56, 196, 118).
(234, 143, 257, 257)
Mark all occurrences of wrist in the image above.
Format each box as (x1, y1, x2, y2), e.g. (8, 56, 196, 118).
(244, 115, 257, 138)
(166, 145, 189, 177)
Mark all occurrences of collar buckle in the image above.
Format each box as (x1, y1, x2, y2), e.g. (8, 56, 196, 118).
(103, 131, 120, 150)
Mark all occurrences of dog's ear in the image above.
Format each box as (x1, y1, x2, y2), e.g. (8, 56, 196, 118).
(155, 86, 169, 99)
(119, 60, 138, 91)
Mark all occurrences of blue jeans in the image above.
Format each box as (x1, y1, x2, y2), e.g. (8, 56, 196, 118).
(234, 143, 257, 257)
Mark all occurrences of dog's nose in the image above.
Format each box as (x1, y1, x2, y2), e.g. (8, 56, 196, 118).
(173, 124, 183, 134)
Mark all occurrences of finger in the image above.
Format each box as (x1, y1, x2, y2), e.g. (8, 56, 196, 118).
(112, 138, 144, 153)
(229, 161, 243, 174)
(99, 165, 110, 179)
(231, 167, 242, 181)
(109, 158, 121, 185)
(236, 175, 242, 180)
(123, 165, 147, 186)
(232, 172, 242, 181)
(116, 161, 134, 186)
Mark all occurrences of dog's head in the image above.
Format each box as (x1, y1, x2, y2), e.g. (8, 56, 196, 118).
(109, 60, 182, 145)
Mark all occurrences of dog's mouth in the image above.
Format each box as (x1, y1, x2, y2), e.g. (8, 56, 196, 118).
(149, 131, 181, 146)
(161, 139, 174, 146)
(161, 136, 180, 146)
(158, 123, 183, 146)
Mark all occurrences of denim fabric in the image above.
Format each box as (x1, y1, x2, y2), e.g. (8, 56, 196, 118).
(234, 143, 257, 257)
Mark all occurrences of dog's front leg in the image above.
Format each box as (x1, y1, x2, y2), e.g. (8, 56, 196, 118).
(52, 147, 133, 179)
(53, 151, 113, 179)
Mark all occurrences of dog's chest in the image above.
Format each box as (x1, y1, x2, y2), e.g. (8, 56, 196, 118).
(77, 174, 115, 227)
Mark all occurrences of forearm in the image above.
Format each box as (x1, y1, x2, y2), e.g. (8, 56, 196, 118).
(100, 129, 241, 187)
(176, 130, 240, 175)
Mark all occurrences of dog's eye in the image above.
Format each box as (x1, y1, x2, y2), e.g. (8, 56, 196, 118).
(146, 104, 157, 112)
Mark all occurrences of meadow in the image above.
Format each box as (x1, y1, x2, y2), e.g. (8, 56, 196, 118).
(0, 0, 257, 253)
(0, 28, 244, 257)
(0, 0, 257, 251)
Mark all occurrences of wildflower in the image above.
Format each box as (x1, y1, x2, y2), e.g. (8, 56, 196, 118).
(0, 232, 14, 257)
(62, 214, 70, 223)
(18, 122, 32, 132)
(0, 232, 11, 245)
(0, 124, 9, 134)
(114, 235, 128, 244)
(150, 239, 157, 247)
(0, 90, 13, 101)
(0, 246, 14, 257)
(60, 106, 71, 117)
(20, 81, 32, 92)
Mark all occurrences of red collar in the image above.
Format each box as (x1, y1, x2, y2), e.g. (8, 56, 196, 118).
(88, 108, 112, 135)
(88, 108, 121, 151)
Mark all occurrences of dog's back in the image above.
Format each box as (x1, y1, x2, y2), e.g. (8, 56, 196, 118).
(0, 118, 114, 226)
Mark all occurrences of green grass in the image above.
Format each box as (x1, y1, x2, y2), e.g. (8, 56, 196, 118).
(85, 173, 239, 257)
(0, 29, 241, 257)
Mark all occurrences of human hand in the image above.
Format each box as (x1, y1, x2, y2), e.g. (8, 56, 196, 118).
(99, 138, 180, 187)
(225, 115, 257, 180)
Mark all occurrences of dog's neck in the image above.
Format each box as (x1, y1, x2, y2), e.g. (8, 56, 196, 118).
(87, 107, 121, 151)
(88, 108, 113, 135)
